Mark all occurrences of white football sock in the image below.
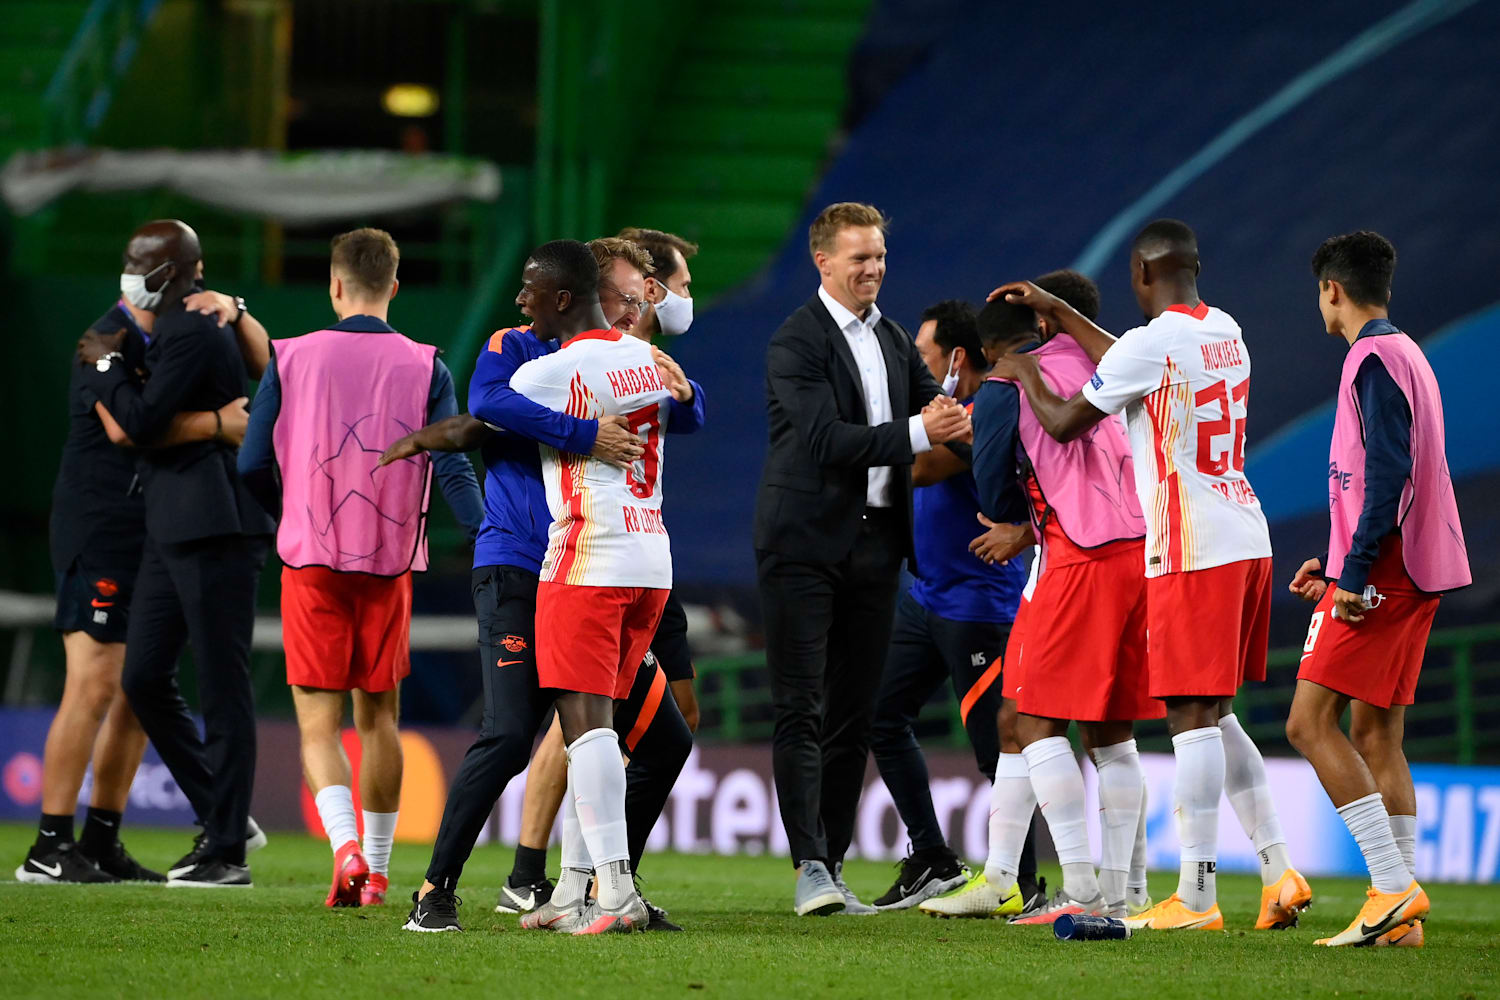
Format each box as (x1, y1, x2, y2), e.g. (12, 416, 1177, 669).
(1220, 713, 1292, 885)
(1338, 792, 1412, 893)
(314, 784, 359, 853)
(1171, 726, 1225, 911)
(360, 810, 397, 876)
(567, 727, 633, 909)
(984, 752, 1036, 889)
(1092, 739, 1143, 908)
(1128, 772, 1149, 906)
(1389, 814, 1417, 877)
(1024, 736, 1099, 902)
(553, 766, 591, 907)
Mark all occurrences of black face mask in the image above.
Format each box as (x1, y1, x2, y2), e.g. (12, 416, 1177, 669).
(192, 277, 206, 293)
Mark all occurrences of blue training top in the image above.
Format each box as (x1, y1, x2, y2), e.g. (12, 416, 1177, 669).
(908, 396, 1027, 624)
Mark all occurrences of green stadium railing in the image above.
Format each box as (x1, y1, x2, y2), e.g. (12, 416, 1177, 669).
(692, 623, 1500, 765)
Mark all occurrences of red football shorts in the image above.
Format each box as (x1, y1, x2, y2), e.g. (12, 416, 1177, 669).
(1146, 556, 1271, 699)
(1002, 597, 1029, 701)
(282, 566, 412, 693)
(535, 582, 669, 699)
(1298, 541, 1440, 709)
(1015, 539, 1162, 722)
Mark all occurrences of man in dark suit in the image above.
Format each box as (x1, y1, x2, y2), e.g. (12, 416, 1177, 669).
(78, 220, 275, 887)
(755, 202, 971, 916)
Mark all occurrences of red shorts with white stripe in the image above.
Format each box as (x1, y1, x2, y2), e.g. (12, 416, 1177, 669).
(1001, 597, 1029, 701)
(534, 582, 670, 699)
(1015, 538, 1161, 722)
(282, 566, 412, 693)
(1297, 540, 1439, 709)
(1146, 556, 1271, 699)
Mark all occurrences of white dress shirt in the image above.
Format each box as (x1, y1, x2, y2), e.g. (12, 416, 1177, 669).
(817, 285, 932, 507)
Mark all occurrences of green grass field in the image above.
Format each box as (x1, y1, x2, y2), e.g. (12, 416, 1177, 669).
(0, 823, 1495, 1000)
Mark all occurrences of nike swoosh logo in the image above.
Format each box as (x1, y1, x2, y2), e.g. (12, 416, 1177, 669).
(506, 889, 535, 908)
(1359, 890, 1418, 937)
(31, 860, 63, 877)
(91, 599, 114, 608)
(497, 659, 524, 668)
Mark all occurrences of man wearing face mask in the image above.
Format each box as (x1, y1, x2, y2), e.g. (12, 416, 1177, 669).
(864, 299, 1034, 912)
(615, 227, 697, 341)
(77, 219, 275, 888)
(19, 232, 261, 886)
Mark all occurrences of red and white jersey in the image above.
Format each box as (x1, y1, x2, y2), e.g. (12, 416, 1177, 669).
(1080, 303, 1271, 577)
(510, 329, 673, 589)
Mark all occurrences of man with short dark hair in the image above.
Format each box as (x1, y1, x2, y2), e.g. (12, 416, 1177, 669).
(236, 227, 483, 908)
(990, 220, 1304, 931)
(1285, 231, 1468, 948)
(76, 219, 274, 888)
(866, 299, 1031, 912)
(756, 201, 971, 916)
(616, 227, 697, 340)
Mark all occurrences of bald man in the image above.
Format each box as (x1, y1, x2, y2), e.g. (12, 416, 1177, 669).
(78, 220, 275, 888)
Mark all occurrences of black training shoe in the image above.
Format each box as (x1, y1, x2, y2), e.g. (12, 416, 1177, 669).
(873, 846, 970, 910)
(404, 888, 462, 932)
(642, 897, 683, 931)
(80, 839, 166, 883)
(495, 874, 555, 914)
(15, 842, 119, 884)
(165, 857, 252, 888)
(1015, 875, 1049, 918)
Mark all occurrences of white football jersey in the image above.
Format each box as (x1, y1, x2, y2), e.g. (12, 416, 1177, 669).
(1080, 303, 1272, 577)
(510, 330, 674, 588)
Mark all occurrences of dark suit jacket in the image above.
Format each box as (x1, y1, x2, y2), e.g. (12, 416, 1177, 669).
(753, 293, 943, 566)
(83, 301, 276, 545)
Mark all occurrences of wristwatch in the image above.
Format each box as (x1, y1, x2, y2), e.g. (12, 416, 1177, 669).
(95, 351, 124, 373)
(231, 296, 247, 327)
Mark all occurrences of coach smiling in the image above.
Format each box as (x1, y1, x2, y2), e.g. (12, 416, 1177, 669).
(754, 202, 971, 916)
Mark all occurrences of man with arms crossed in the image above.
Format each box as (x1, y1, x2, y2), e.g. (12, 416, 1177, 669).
(1286, 231, 1467, 948)
(237, 228, 483, 907)
(990, 220, 1308, 931)
(756, 202, 971, 916)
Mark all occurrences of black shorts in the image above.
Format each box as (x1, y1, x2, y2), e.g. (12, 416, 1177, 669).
(53, 558, 137, 644)
(650, 590, 694, 683)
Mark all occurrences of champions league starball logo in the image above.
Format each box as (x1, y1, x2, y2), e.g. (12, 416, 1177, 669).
(307, 414, 423, 564)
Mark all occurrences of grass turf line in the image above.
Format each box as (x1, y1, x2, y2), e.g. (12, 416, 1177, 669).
(0, 823, 1496, 1000)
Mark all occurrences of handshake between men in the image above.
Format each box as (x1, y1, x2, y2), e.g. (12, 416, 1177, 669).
(921, 393, 972, 445)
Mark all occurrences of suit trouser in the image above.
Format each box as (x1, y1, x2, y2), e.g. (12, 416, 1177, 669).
(759, 510, 904, 869)
(425, 565, 693, 889)
(121, 534, 268, 865)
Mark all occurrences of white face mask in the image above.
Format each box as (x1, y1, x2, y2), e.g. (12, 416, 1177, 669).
(941, 353, 961, 397)
(120, 261, 172, 311)
(654, 282, 693, 336)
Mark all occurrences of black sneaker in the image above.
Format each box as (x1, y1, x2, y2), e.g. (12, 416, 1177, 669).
(1015, 875, 1049, 918)
(80, 839, 166, 883)
(404, 888, 462, 932)
(15, 842, 119, 884)
(165, 857, 252, 888)
(873, 846, 970, 910)
(642, 896, 683, 932)
(169, 818, 266, 878)
(494, 874, 555, 914)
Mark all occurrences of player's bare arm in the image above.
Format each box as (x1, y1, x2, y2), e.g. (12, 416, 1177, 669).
(989, 280, 1118, 364)
(986, 352, 1107, 443)
(380, 413, 491, 465)
(969, 513, 1031, 565)
(1289, 557, 1328, 603)
(184, 289, 271, 379)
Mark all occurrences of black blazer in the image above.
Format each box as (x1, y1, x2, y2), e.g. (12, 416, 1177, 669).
(83, 302, 276, 545)
(753, 294, 943, 565)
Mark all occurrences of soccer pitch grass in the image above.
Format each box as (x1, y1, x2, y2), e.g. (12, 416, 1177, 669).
(1, 824, 1495, 999)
